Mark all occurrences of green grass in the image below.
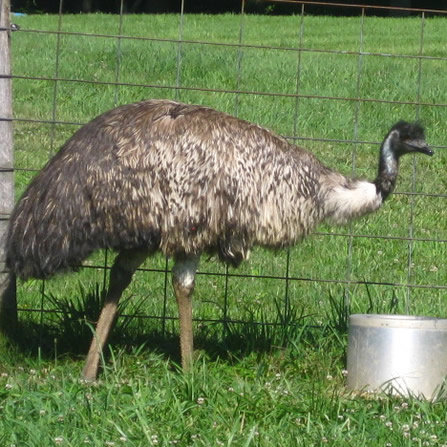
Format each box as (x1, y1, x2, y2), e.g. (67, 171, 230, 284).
(2, 338, 447, 446)
(2, 11, 447, 446)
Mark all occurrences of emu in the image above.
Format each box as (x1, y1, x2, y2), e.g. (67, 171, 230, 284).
(6, 99, 432, 381)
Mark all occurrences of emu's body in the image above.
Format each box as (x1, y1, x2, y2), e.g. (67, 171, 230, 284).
(6, 99, 432, 380)
(7, 100, 367, 277)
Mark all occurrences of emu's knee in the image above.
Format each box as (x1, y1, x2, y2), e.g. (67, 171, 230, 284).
(171, 255, 200, 296)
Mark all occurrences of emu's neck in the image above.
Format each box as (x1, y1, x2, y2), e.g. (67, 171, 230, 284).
(374, 133, 399, 202)
(323, 132, 399, 226)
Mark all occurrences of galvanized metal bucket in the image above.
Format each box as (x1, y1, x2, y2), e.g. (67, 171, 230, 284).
(347, 314, 447, 399)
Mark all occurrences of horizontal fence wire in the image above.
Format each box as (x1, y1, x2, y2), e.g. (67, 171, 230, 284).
(4, 71, 447, 106)
(2, 27, 447, 61)
(3, 0, 447, 335)
(269, 0, 447, 14)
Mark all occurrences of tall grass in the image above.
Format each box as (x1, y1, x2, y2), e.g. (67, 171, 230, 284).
(1, 12, 447, 446)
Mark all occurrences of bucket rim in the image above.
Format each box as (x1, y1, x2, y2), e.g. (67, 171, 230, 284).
(349, 313, 447, 330)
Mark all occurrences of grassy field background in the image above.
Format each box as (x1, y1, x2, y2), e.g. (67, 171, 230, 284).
(1, 10, 447, 446)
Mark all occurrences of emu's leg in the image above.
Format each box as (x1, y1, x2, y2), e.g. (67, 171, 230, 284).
(82, 248, 149, 381)
(172, 254, 200, 371)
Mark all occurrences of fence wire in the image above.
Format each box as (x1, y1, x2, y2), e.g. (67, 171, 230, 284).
(2, 0, 447, 337)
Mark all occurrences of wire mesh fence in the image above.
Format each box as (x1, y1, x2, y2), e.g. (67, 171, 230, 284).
(2, 0, 447, 346)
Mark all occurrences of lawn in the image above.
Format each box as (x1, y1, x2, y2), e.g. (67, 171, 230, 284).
(1, 10, 447, 446)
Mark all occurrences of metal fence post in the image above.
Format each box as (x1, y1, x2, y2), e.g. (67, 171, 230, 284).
(0, 0, 17, 333)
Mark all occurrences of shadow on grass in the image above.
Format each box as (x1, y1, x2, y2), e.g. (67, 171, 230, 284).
(5, 283, 347, 369)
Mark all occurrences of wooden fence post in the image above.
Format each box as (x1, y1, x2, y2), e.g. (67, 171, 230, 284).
(0, 0, 17, 334)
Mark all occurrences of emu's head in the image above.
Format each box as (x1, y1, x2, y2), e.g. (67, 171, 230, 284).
(388, 121, 433, 158)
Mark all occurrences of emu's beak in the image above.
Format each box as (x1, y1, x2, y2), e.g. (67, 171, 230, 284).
(407, 139, 434, 156)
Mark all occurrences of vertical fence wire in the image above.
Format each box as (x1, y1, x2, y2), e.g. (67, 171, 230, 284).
(161, 0, 187, 334)
(405, 11, 426, 313)
(234, 0, 246, 118)
(221, 0, 248, 333)
(285, 4, 306, 316)
(161, 258, 170, 336)
(344, 8, 366, 310)
(49, 0, 64, 155)
(38, 0, 64, 348)
(100, 0, 126, 293)
(38, 276, 45, 358)
(175, 0, 185, 102)
(292, 4, 305, 138)
(223, 264, 230, 334)
(114, 0, 124, 107)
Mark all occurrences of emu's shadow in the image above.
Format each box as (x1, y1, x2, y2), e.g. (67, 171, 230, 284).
(10, 319, 325, 370)
(7, 284, 328, 369)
